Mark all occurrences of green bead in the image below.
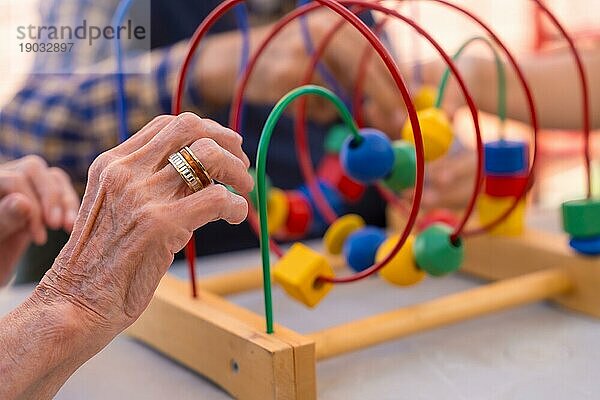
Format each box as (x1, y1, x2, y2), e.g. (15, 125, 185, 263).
(325, 124, 352, 154)
(383, 141, 416, 192)
(562, 198, 600, 238)
(248, 168, 272, 209)
(414, 223, 464, 277)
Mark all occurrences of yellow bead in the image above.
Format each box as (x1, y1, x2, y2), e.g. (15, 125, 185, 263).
(273, 243, 334, 307)
(477, 194, 526, 236)
(414, 86, 437, 111)
(323, 214, 366, 255)
(267, 188, 289, 234)
(376, 235, 425, 286)
(401, 107, 453, 162)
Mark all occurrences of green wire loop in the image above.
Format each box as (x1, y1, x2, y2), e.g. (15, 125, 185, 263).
(436, 36, 507, 124)
(256, 85, 361, 334)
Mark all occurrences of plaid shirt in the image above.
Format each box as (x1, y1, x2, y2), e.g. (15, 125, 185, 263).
(0, 0, 203, 188)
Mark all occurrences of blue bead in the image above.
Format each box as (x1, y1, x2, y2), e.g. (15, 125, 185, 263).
(340, 128, 395, 183)
(299, 180, 346, 231)
(484, 140, 529, 175)
(343, 226, 387, 272)
(569, 236, 600, 256)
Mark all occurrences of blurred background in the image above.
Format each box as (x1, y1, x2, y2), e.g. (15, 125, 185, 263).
(0, 0, 598, 204)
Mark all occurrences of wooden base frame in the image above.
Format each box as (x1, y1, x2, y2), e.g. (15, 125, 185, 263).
(128, 230, 600, 399)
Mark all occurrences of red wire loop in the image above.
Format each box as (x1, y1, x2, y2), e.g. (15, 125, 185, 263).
(531, 0, 592, 198)
(229, 0, 426, 284)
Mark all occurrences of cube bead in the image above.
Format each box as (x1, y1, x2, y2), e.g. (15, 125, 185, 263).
(562, 198, 600, 238)
(382, 141, 416, 193)
(343, 226, 387, 272)
(484, 140, 528, 175)
(318, 154, 366, 202)
(340, 128, 395, 183)
(477, 194, 526, 236)
(323, 214, 366, 255)
(376, 235, 425, 286)
(281, 191, 313, 238)
(401, 107, 453, 162)
(413, 223, 464, 277)
(413, 86, 437, 111)
(267, 188, 289, 234)
(273, 243, 334, 307)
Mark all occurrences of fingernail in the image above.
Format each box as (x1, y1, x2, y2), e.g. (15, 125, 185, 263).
(66, 210, 78, 226)
(49, 206, 62, 227)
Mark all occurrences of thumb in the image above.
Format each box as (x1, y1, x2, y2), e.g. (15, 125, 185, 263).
(0, 193, 33, 241)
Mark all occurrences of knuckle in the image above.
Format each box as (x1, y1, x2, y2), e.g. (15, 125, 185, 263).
(176, 112, 203, 130)
(198, 138, 222, 161)
(152, 114, 174, 126)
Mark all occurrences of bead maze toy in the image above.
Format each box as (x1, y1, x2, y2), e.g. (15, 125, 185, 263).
(126, 0, 599, 398)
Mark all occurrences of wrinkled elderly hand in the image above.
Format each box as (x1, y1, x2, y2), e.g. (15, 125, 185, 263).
(34, 113, 253, 338)
(0, 156, 79, 285)
(0, 114, 253, 400)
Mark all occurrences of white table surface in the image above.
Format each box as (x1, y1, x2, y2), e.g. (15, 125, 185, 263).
(1, 208, 599, 399)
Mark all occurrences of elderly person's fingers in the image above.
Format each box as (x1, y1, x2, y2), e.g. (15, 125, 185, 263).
(49, 168, 80, 231)
(0, 171, 46, 245)
(112, 115, 175, 157)
(174, 185, 249, 232)
(0, 193, 32, 242)
(139, 113, 249, 169)
(19, 156, 67, 230)
(153, 137, 254, 197)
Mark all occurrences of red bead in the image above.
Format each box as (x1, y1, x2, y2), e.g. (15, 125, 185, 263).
(417, 209, 460, 232)
(318, 154, 366, 202)
(484, 174, 529, 197)
(281, 191, 313, 238)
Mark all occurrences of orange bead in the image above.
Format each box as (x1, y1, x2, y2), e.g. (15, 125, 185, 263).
(376, 235, 425, 286)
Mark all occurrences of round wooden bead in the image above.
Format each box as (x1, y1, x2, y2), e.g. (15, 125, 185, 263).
(477, 194, 526, 236)
(299, 180, 346, 229)
(318, 154, 366, 202)
(484, 140, 529, 175)
(248, 168, 272, 209)
(323, 214, 366, 255)
(569, 236, 600, 256)
(376, 235, 425, 286)
(401, 107, 453, 162)
(340, 128, 395, 184)
(267, 188, 289, 234)
(417, 209, 460, 232)
(343, 226, 387, 272)
(562, 198, 600, 238)
(484, 174, 529, 197)
(413, 223, 464, 276)
(325, 124, 352, 154)
(282, 191, 313, 238)
(382, 141, 416, 193)
(414, 86, 437, 111)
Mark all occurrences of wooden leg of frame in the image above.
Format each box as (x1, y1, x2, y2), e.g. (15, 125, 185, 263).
(128, 275, 316, 400)
(308, 268, 573, 360)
